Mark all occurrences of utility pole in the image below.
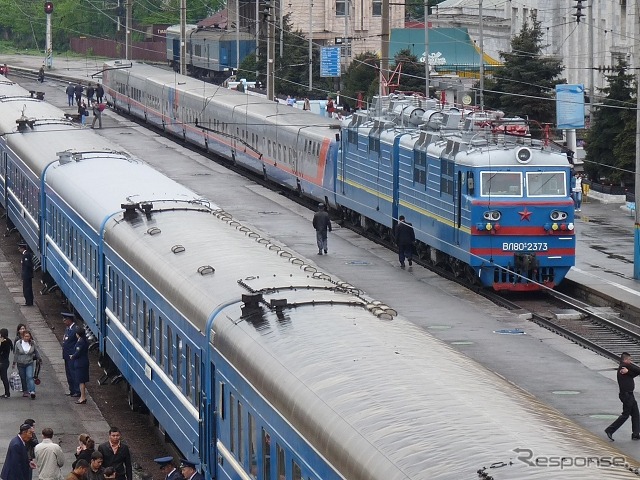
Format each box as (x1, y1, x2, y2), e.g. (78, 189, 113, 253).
(424, 0, 428, 97)
(44, 1, 53, 68)
(634, 0, 640, 279)
(236, 0, 240, 71)
(308, 0, 313, 91)
(380, 0, 389, 97)
(478, 0, 484, 111)
(255, 0, 260, 81)
(126, 0, 132, 60)
(588, 0, 594, 126)
(180, 0, 186, 74)
(263, 1, 275, 100)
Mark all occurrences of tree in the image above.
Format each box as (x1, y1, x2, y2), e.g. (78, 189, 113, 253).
(341, 52, 379, 109)
(246, 14, 332, 99)
(391, 48, 425, 94)
(483, 14, 565, 134)
(585, 60, 636, 184)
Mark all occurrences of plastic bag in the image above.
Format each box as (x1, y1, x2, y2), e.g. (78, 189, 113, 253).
(10, 371, 21, 391)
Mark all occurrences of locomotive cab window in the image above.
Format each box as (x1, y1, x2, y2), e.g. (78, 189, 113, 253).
(526, 171, 566, 196)
(480, 171, 522, 197)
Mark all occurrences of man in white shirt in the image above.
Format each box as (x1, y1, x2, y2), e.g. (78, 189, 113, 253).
(34, 428, 64, 480)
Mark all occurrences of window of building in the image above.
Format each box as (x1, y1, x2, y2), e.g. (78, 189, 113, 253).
(336, 0, 346, 16)
(372, 0, 381, 15)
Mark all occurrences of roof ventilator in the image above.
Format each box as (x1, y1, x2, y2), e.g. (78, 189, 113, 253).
(147, 227, 161, 236)
(171, 245, 185, 254)
(198, 265, 215, 275)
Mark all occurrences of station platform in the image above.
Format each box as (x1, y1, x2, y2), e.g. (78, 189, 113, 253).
(5, 55, 640, 465)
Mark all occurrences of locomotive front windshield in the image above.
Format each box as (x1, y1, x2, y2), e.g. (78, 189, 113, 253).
(526, 171, 566, 197)
(480, 172, 522, 196)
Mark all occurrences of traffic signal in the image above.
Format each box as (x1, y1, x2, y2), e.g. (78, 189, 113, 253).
(44, 1, 53, 14)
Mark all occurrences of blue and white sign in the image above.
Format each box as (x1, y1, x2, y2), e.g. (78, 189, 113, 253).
(556, 84, 585, 129)
(321, 47, 341, 77)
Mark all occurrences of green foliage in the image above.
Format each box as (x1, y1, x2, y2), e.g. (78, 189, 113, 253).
(392, 48, 425, 94)
(483, 14, 565, 134)
(341, 52, 379, 109)
(405, 0, 446, 22)
(0, 0, 222, 52)
(585, 59, 636, 184)
(250, 14, 333, 99)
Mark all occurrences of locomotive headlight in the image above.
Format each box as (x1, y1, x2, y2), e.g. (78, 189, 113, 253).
(550, 210, 568, 221)
(483, 210, 501, 221)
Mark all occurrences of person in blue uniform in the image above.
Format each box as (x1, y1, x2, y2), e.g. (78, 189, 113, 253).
(70, 328, 89, 404)
(19, 243, 33, 306)
(62, 312, 80, 397)
(179, 459, 203, 480)
(1, 423, 35, 480)
(154, 456, 183, 480)
(605, 351, 640, 441)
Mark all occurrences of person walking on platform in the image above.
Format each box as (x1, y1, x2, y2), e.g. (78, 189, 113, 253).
(23, 419, 38, 478)
(1, 423, 36, 480)
(78, 101, 88, 126)
(65, 83, 75, 107)
(312, 203, 331, 255)
(96, 84, 104, 103)
(65, 460, 89, 480)
(395, 215, 415, 268)
(13, 330, 40, 399)
(98, 427, 132, 480)
(91, 101, 103, 129)
(179, 460, 203, 480)
(86, 83, 95, 105)
(34, 428, 64, 480)
(571, 172, 583, 212)
(20, 242, 34, 306)
(74, 83, 83, 106)
(62, 312, 80, 397)
(0, 328, 12, 398)
(154, 456, 183, 480)
(606, 352, 640, 441)
(86, 451, 104, 480)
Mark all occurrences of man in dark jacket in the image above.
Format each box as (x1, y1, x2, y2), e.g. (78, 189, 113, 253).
(98, 427, 132, 480)
(605, 352, 640, 441)
(66, 83, 75, 106)
(62, 312, 80, 397)
(1, 423, 35, 480)
(312, 203, 331, 255)
(395, 215, 415, 268)
(19, 243, 33, 306)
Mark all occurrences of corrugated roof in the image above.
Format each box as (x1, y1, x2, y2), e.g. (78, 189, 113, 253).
(390, 27, 500, 66)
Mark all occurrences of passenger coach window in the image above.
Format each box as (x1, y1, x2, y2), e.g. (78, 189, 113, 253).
(526, 171, 566, 196)
(480, 172, 522, 197)
(293, 461, 302, 480)
(276, 444, 285, 479)
(262, 430, 271, 480)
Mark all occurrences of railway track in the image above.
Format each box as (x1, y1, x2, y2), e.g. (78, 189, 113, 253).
(487, 288, 640, 363)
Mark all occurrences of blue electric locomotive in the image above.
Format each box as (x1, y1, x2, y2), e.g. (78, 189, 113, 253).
(0, 75, 638, 480)
(100, 62, 575, 291)
(339, 98, 575, 290)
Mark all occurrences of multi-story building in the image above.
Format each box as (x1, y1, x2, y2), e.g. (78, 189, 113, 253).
(229, 0, 404, 63)
(432, 0, 637, 97)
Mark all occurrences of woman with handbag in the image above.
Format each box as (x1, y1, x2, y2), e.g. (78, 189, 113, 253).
(13, 330, 40, 399)
(0, 328, 12, 398)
